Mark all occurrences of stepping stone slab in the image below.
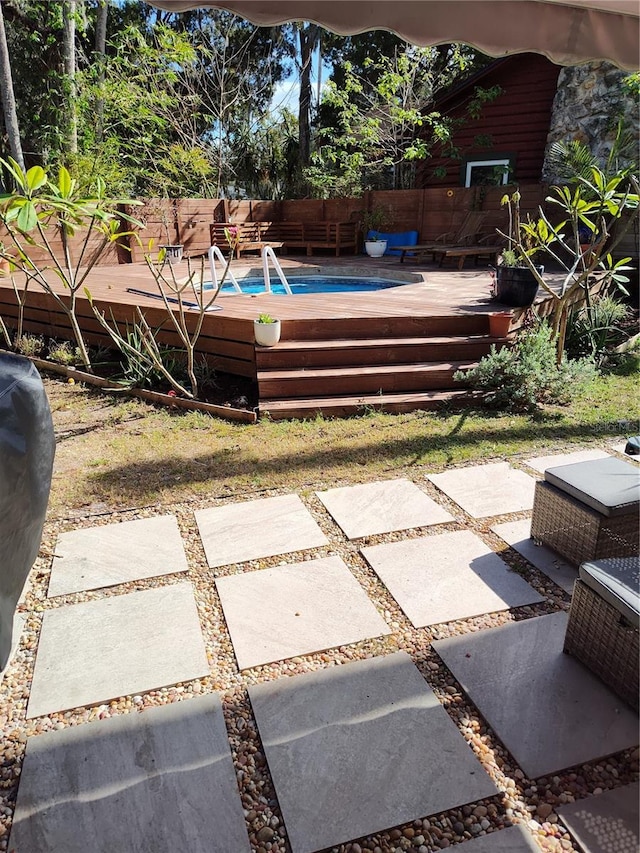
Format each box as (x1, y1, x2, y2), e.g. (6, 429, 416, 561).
(316, 478, 453, 539)
(195, 494, 328, 568)
(524, 448, 610, 474)
(428, 463, 536, 518)
(491, 519, 577, 595)
(557, 781, 639, 853)
(452, 824, 540, 851)
(433, 612, 639, 779)
(216, 555, 391, 670)
(28, 583, 209, 718)
(11, 694, 250, 853)
(48, 514, 189, 597)
(361, 530, 543, 628)
(248, 651, 497, 853)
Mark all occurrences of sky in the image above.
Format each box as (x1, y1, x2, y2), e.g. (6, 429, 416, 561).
(269, 46, 331, 115)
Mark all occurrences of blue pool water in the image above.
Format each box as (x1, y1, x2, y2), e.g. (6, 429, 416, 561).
(205, 275, 406, 295)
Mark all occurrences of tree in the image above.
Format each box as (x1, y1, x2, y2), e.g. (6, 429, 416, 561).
(307, 43, 494, 195)
(62, 0, 78, 154)
(0, 0, 24, 169)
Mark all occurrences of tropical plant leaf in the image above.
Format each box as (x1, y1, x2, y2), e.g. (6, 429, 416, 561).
(16, 201, 38, 232)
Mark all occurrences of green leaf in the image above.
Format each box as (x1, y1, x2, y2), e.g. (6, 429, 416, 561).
(58, 166, 72, 197)
(25, 166, 47, 191)
(16, 201, 38, 232)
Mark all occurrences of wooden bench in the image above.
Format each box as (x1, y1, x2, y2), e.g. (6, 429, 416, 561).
(210, 221, 357, 258)
(432, 245, 501, 270)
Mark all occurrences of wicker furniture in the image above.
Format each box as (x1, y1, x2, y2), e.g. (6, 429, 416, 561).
(530, 457, 640, 567)
(564, 557, 639, 711)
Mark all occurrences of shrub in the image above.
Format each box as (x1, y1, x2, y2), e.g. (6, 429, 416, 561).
(564, 296, 631, 366)
(15, 333, 44, 358)
(48, 340, 82, 366)
(455, 323, 597, 412)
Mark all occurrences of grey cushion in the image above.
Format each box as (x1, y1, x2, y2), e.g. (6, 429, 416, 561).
(579, 557, 640, 628)
(545, 457, 640, 517)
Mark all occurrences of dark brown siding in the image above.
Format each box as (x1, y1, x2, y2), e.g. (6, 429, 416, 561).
(419, 54, 560, 188)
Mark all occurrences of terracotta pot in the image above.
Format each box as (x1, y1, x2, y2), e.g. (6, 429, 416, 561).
(489, 312, 512, 337)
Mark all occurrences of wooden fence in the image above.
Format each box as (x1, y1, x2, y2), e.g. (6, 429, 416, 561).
(0, 184, 569, 267)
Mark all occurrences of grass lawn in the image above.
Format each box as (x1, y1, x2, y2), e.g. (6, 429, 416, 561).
(46, 356, 639, 517)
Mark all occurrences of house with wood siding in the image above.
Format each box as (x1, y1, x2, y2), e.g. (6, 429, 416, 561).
(418, 54, 561, 188)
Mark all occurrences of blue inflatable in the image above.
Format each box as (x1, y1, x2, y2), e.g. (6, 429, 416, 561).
(366, 230, 419, 256)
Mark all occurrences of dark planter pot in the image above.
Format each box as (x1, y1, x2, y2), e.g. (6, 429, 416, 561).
(495, 266, 543, 307)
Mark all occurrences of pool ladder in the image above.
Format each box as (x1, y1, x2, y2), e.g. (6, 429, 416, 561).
(207, 244, 292, 295)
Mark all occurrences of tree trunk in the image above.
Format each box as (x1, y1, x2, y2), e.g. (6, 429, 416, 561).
(94, 0, 108, 144)
(297, 23, 319, 170)
(0, 2, 24, 169)
(63, 0, 78, 155)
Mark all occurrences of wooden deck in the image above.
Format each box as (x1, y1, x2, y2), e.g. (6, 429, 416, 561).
(0, 256, 548, 418)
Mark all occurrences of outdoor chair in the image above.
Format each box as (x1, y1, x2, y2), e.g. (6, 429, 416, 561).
(530, 457, 640, 567)
(564, 556, 639, 711)
(397, 210, 491, 263)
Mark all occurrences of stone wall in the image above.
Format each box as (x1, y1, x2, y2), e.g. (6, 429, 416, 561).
(542, 62, 638, 183)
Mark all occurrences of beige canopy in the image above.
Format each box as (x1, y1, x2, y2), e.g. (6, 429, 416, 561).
(148, 1, 640, 70)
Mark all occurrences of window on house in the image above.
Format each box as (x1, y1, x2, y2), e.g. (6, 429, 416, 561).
(463, 158, 512, 187)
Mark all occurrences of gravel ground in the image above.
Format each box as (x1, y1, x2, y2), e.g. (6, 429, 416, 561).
(0, 469, 638, 853)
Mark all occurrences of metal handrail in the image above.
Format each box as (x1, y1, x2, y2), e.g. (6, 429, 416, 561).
(208, 245, 242, 293)
(262, 245, 293, 294)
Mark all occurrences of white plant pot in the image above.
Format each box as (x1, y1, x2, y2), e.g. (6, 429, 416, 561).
(161, 244, 184, 264)
(254, 319, 281, 347)
(365, 240, 387, 258)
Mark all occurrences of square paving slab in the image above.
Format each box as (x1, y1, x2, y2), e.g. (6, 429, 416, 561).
(433, 612, 639, 779)
(428, 463, 536, 518)
(195, 494, 328, 568)
(524, 448, 610, 474)
(491, 519, 577, 595)
(11, 694, 250, 853)
(28, 583, 209, 718)
(316, 478, 453, 539)
(248, 651, 497, 853)
(216, 556, 390, 670)
(557, 782, 639, 853)
(361, 530, 543, 628)
(48, 514, 189, 597)
(453, 824, 540, 851)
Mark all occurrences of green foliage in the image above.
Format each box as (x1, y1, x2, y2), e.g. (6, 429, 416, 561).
(565, 296, 631, 366)
(0, 156, 141, 370)
(456, 324, 597, 412)
(14, 333, 44, 358)
(257, 313, 277, 324)
(48, 339, 82, 366)
(306, 46, 496, 196)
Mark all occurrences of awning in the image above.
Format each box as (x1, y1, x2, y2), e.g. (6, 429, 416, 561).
(147, 1, 640, 71)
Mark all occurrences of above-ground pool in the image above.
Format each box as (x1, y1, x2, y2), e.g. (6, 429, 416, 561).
(204, 275, 409, 295)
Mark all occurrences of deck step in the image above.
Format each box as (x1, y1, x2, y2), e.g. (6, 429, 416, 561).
(256, 335, 503, 368)
(281, 314, 489, 340)
(257, 361, 474, 397)
(259, 389, 471, 420)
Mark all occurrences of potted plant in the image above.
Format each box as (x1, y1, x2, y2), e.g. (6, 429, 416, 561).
(500, 169, 638, 362)
(360, 206, 390, 258)
(493, 191, 544, 307)
(254, 313, 281, 346)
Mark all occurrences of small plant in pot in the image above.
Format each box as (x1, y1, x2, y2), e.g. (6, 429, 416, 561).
(360, 206, 390, 258)
(493, 192, 544, 307)
(254, 313, 281, 347)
